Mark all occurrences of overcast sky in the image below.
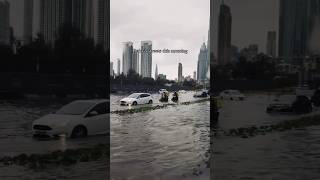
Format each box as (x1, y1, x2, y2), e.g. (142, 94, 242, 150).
(111, 0, 210, 80)
(223, 0, 279, 53)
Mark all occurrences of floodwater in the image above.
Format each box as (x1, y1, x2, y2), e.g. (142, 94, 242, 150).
(0, 98, 108, 180)
(214, 93, 320, 180)
(0, 91, 210, 180)
(110, 91, 210, 180)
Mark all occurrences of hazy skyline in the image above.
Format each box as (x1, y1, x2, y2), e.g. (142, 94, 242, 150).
(7, 0, 279, 79)
(212, 0, 279, 55)
(111, 0, 210, 80)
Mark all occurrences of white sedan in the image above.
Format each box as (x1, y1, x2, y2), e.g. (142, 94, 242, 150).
(120, 93, 153, 106)
(32, 99, 109, 139)
(219, 90, 245, 100)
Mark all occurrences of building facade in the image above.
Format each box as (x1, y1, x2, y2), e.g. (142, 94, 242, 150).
(197, 42, 209, 82)
(178, 63, 183, 82)
(122, 41, 133, 75)
(266, 31, 277, 57)
(279, 0, 320, 59)
(132, 49, 140, 74)
(141, 41, 152, 78)
(217, 3, 232, 65)
(24, 0, 33, 44)
(0, 0, 10, 45)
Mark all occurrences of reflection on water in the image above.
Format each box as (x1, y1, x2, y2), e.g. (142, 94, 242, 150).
(214, 94, 320, 179)
(111, 93, 210, 180)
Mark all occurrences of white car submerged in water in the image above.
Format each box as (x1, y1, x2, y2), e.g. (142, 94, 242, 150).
(32, 99, 109, 138)
(120, 93, 153, 106)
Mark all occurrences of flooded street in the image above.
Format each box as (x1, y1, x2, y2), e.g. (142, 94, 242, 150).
(110, 91, 210, 180)
(214, 93, 320, 179)
(0, 98, 107, 179)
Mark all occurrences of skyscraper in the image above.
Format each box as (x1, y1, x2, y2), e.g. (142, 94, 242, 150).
(279, 0, 320, 59)
(266, 31, 277, 57)
(178, 63, 183, 82)
(110, 62, 113, 76)
(97, 0, 108, 49)
(24, 0, 33, 44)
(197, 42, 209, 82)
(122, 42, 133, 75)
(217, 3, 232, 65)
(141, 41, 152, 78)
(40, 0, 96, 43)
(39, 0, 66, 43)
(132, 49, 140, 74)
(155, 64, 158, 80)
(0, 0, 10, 45)
(117, 58, 121, 75)
(193, 71, 197, 80)
(71, 0, 86, 34)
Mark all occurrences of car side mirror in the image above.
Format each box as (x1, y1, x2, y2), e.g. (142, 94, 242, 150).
(87, 110, 98, 117)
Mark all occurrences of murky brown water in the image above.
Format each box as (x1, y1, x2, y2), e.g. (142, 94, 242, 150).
(111, 92, 210, 180)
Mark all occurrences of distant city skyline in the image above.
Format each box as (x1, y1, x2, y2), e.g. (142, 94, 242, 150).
(6, 0, 107, 47)
(111, 0, 210, 80)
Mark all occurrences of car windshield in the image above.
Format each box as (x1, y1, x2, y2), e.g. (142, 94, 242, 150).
(56, 101, 96, 115)
(128, 93, 140, 98)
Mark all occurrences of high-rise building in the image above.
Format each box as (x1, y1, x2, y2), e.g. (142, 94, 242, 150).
(197, 42, 209, 82)
(97, 0, 108, 49)
(155, 64, 158, 80)
(117, 58, 121, 75)
(193, 71, 197, 80)
(110, 62, 113, 76)
(178, 63, 183, 82)
(0, 0, 10, 45)
(279, 0, 320, 59)
(40, 0, 96, 43)
(24, 0, 33, 44)
(217, 3, 232, 65)
(266, 31, 277, 57)
(132, 49, 140, 74)
(40, 0, 66, 43)
(141, 41, 152, 78)
(122, 42, 133, 75)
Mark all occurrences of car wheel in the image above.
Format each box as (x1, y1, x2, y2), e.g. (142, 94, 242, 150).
(132, 101, 137, 106)
(71, 125, 87, 138)
(148, 100, 153, 104)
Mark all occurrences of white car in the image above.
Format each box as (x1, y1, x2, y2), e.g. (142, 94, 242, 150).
(32, 99, 109, 139)
(219, 90, 245, 100)
(120, 93, 153, 106)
